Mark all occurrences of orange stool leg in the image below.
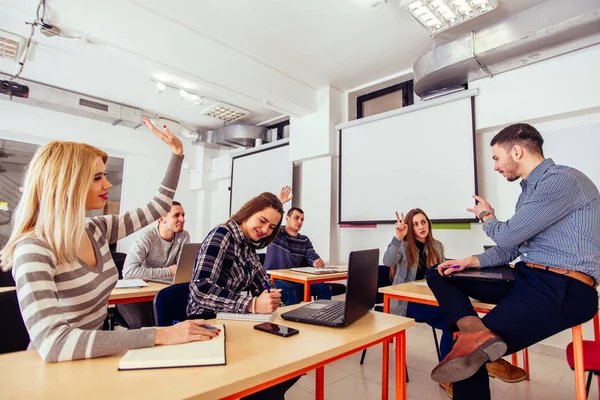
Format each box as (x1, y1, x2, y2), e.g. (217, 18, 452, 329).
(523, 348, 530, 380)
(594, 313, 600, 398)
(512, 353, 518, 367)
(572, 325, 587, 400)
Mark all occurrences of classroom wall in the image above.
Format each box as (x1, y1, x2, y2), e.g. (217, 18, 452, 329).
(0, 100, 200, 253)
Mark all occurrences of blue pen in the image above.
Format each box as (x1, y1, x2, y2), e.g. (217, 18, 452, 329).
(200, 324, 219, 331)
(446, 265, 461, 269)
(263, 281, 271, 293)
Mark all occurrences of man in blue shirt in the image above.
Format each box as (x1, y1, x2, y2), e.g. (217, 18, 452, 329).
(426, 123, 600, 400)
(263, 207, 332, 305)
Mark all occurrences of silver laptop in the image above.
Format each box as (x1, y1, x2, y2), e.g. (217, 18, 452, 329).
(280, 249, 379, 327)
(147, 243, 201, 284)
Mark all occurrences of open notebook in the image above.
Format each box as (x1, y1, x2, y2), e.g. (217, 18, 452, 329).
(216, 312, 273, 322)
(118, 325, 226, 370)
(290, 267, 344, 275)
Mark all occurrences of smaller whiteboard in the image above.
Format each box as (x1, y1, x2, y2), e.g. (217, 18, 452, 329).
(230, 143, 292, 215)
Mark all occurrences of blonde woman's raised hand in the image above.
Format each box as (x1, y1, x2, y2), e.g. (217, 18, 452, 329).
(394, 212, 408, 241)
(143, 117, 184, 156)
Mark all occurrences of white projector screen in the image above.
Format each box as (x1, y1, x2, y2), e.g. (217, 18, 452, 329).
(230, 143, 292, 215)
(339, 97, 477, 223)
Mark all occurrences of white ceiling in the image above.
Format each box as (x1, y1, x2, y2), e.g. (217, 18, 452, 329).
(0, 0, 548, 130)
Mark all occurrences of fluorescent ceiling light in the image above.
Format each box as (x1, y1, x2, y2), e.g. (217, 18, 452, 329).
(400, 0, 498, 35)
(202, 102, 249, 123)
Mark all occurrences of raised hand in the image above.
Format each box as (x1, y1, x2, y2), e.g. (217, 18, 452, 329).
(279, 186, 293, 204)
(143, 117, 184, 156)
(394, 212, 408, 241)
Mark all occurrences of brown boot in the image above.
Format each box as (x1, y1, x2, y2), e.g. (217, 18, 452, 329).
(486, 358, 529, 383)
(439, 382, 453, 399)
(431, 329, 507, 383)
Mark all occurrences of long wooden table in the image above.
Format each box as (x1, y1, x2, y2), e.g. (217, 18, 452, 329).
(2, 282, 170, 305)
(0, 304, 414, 400)
(266, 266, 348, 302)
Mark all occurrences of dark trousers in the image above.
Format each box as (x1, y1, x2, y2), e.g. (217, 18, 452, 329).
(241, 375, 301, 400)
(407, 302, 453, 361)
(426, 262, 598, 400)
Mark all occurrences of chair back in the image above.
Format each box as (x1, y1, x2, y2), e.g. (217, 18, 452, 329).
(111, 252, 127, 279)
(153, 283, 190, 327)
(257, 252, 266, 266)
(375, 264, 394, 304)
(0, 289, 30, 354)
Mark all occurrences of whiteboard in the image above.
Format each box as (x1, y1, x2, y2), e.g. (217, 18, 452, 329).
(230, 143, 292, 215)
(339, 97, 476, 223)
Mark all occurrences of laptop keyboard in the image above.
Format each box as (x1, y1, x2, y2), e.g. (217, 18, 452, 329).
(304, 301, 345, 322)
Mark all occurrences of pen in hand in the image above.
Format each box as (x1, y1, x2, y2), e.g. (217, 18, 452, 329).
(263, 281, 271, 293)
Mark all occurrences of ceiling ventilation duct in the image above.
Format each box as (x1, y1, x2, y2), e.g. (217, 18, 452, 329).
(413, 0, 600, 98)
(0, 73, 143, 128)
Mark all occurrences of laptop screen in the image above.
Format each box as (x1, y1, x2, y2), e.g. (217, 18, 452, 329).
(343, 249, 379, 326)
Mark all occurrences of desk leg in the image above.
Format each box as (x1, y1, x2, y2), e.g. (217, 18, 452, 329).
(511, 353, 518, 367)
(382, 294, 391, 400)
(316, 366, 325, 400)
(572, 325, 586, 400)
(595, 313, 600, 396)
(270, 276, 275, 284)
(523, 348, 530, 380)
(304, 283, 311, 303)
(396, 330, 406, 400)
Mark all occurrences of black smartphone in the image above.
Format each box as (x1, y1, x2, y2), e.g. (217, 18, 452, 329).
(254, 322, 299, 337)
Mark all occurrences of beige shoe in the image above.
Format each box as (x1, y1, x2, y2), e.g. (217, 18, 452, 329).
(439, 382, 453, 399)
(486, 358, 529, 383)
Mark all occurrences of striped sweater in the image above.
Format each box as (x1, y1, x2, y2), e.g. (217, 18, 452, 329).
(12, 153, 183, 362)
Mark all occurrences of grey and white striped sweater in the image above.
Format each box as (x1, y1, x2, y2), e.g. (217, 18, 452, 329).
(12, 153, 183, 362)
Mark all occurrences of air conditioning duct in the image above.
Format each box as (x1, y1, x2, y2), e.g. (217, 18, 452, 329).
(0, 73, 143, 128)
(413, 0, 600, 98)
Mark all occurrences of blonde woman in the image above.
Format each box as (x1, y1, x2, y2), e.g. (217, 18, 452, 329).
(0, 118, 218, 362)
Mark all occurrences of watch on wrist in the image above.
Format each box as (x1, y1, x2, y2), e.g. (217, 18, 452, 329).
(479, 210, 492, 221)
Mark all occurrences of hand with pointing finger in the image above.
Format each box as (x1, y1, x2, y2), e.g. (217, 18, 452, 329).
(394, 212, 408, 241)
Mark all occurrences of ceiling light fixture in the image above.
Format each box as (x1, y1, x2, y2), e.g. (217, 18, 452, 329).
(202, 102, 249, 123)
(400, 0, 498, 35)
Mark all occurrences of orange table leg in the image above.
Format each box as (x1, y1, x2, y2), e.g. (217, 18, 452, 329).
(594, 313, 599, 396)
(572, 325, 587, 400)
(316, 366, 324, 400)
(396, 330, 407, 400)
(523, 348, 530, 380)
(511, 353, 518, 367)
(382, 294, 391, 400)
(304, 283, 311, 303)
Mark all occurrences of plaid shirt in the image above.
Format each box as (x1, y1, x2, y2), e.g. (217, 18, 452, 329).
(477, 158, 600, 283)
(187, 220, 273, 317)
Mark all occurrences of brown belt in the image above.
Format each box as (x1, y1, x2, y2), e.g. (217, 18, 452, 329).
(525, 263, 598, 289)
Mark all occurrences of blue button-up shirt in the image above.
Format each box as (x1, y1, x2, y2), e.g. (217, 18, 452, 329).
(477, 158, 600, 283)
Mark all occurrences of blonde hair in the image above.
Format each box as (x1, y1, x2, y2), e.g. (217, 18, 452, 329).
(0, 141, 108, 270)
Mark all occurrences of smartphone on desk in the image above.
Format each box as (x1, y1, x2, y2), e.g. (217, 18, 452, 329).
(254, 322, 299, 337)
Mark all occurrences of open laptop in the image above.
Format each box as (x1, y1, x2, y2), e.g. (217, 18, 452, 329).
(280, 249, 379, 327)
(443, 265, 515, 283)
(147, 243, 201, 285)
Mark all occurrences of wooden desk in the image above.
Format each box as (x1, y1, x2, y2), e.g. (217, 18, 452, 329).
(379, 280, 529, 378)
(0, 286, 16, 294)
(0, 304, 414, 400)
(267, 266, 348, 302)
(108, 281, 170, 305)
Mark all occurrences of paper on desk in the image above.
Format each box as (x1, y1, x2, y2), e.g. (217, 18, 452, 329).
(115, 279, 149, 288)
(414, 281, 429, 287)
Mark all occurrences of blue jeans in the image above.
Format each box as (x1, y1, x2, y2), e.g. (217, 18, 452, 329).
(426, 262, 598, 400)
(274, 279, 332, 305)
(407, 302, 453, 361)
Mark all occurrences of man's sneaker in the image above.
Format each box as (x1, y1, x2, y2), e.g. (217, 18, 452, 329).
(487, 358, 529, 383)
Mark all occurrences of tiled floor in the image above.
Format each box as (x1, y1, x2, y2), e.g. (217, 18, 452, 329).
(286, 323, 596, 400)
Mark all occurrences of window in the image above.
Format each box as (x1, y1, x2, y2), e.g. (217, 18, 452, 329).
(357, 80, 414, 119)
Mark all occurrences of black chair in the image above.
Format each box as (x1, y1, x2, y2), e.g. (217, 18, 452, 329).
(104, 252, 129, 330)
(257, 252, 266, 266)
(154, 283, 190, 326)
(0, 289, 30, 354)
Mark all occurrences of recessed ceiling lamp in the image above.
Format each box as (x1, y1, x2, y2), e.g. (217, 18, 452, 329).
(202, 102, 249, 123)
(400, 0, 498, 35)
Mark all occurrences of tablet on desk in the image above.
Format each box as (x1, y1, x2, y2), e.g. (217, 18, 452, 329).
(290, 267, 345, 275)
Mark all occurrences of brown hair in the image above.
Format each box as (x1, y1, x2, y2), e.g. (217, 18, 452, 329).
(390, 208, 443, 281)
(228, 192, 284, 249)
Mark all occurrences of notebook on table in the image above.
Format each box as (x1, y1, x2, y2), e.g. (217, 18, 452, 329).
(118, 324, 226, 370)
(216, 312, 274, 322)
(290, 267, 345, 275)
(115, 279, 149, 289)
(443, 266, 515, 283)
(281, 249, 379, 328)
